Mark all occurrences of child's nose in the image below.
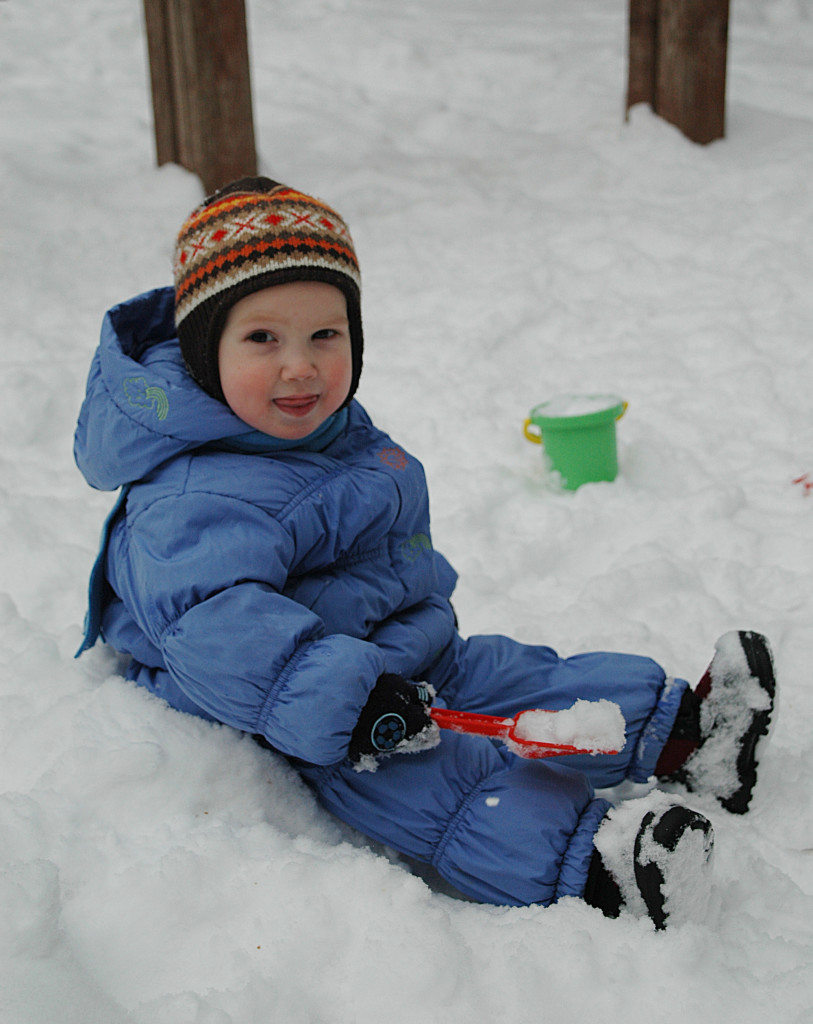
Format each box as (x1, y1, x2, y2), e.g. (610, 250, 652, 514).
(281, 347, 317, 380)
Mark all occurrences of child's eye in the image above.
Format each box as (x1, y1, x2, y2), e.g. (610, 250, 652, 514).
(312, 329, 338, 341)
(246, 330, 275, 344)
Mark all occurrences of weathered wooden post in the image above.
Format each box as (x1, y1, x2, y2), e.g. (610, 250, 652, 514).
(626, 0, 730, 145)
(627, 0, 658, 112)
(143, 0, 257, 194)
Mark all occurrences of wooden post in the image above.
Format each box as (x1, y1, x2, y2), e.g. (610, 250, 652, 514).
(143, 0, 257, 194)
(626, 0, 730, 145)
(626, 0, 658, 112)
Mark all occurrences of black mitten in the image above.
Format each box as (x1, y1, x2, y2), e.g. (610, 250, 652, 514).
(349, 674, 433, 761)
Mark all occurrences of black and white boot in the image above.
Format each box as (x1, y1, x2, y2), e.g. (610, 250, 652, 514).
(657, 631, 776, 814)
(586, 794, 714, 930)
(633, 804, 714, 930)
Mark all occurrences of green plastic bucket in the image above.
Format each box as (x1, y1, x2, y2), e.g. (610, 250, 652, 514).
(524, 394, 627, 490)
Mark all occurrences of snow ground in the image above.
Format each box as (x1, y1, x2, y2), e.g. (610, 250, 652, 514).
(2, 0, 813, 1020)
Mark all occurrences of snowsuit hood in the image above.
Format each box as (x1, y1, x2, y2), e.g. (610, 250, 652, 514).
(74, 286, 248, 492)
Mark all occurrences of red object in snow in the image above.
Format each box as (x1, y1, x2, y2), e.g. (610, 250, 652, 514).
(793, 474, 813, 495)
(429, 707, 621, 760)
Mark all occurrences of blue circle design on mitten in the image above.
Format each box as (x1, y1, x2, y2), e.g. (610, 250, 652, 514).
(371, 713, 407, 751)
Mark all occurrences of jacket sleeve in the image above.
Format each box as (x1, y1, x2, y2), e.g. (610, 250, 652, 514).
(116, 490, 386, 765)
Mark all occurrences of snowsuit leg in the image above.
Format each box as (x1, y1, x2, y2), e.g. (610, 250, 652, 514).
(428, 633, 688, 788)
(300, 733, 610, 907)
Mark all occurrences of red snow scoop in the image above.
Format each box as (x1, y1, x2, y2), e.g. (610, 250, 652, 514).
(429, 706, 623, 759)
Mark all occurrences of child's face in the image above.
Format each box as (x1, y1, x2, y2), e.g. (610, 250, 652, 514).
(218, 281, 353, 439)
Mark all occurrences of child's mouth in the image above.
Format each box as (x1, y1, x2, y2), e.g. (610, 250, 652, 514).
(274, 395, 319, 417)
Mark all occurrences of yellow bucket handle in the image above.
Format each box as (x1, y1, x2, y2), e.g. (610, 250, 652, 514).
(523, 418, 542, 444)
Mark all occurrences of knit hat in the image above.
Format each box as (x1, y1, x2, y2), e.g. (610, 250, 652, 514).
(173, 177, 363, 405)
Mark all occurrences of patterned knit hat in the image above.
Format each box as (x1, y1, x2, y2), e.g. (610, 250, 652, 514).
(174, 177, 363, 405)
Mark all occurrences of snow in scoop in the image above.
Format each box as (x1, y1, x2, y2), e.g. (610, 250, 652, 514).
(512, 699, 626, 751)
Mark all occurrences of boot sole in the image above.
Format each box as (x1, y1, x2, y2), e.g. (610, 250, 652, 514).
(721, 631, 775, 813)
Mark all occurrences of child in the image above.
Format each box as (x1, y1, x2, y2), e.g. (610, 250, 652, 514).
(75, 178, 776, 929)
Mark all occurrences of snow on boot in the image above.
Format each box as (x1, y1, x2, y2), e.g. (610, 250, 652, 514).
(660, 631, 776, 814)
(633, 805, 714, 931)
(589, 792, 714, 930)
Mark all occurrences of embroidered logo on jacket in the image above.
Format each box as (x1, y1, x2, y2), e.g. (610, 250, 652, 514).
(378, 447, 408, 471)
(123, 377, 169, 421)
(401, 533, 432, 562)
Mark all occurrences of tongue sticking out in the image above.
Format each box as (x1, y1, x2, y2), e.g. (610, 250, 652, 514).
(275, 396, 318, 415)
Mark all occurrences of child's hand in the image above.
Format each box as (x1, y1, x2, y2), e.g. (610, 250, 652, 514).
(349, 674, 434, 762)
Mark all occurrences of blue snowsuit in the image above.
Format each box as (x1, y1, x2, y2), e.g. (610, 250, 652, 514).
(74, 287, 688, 907)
